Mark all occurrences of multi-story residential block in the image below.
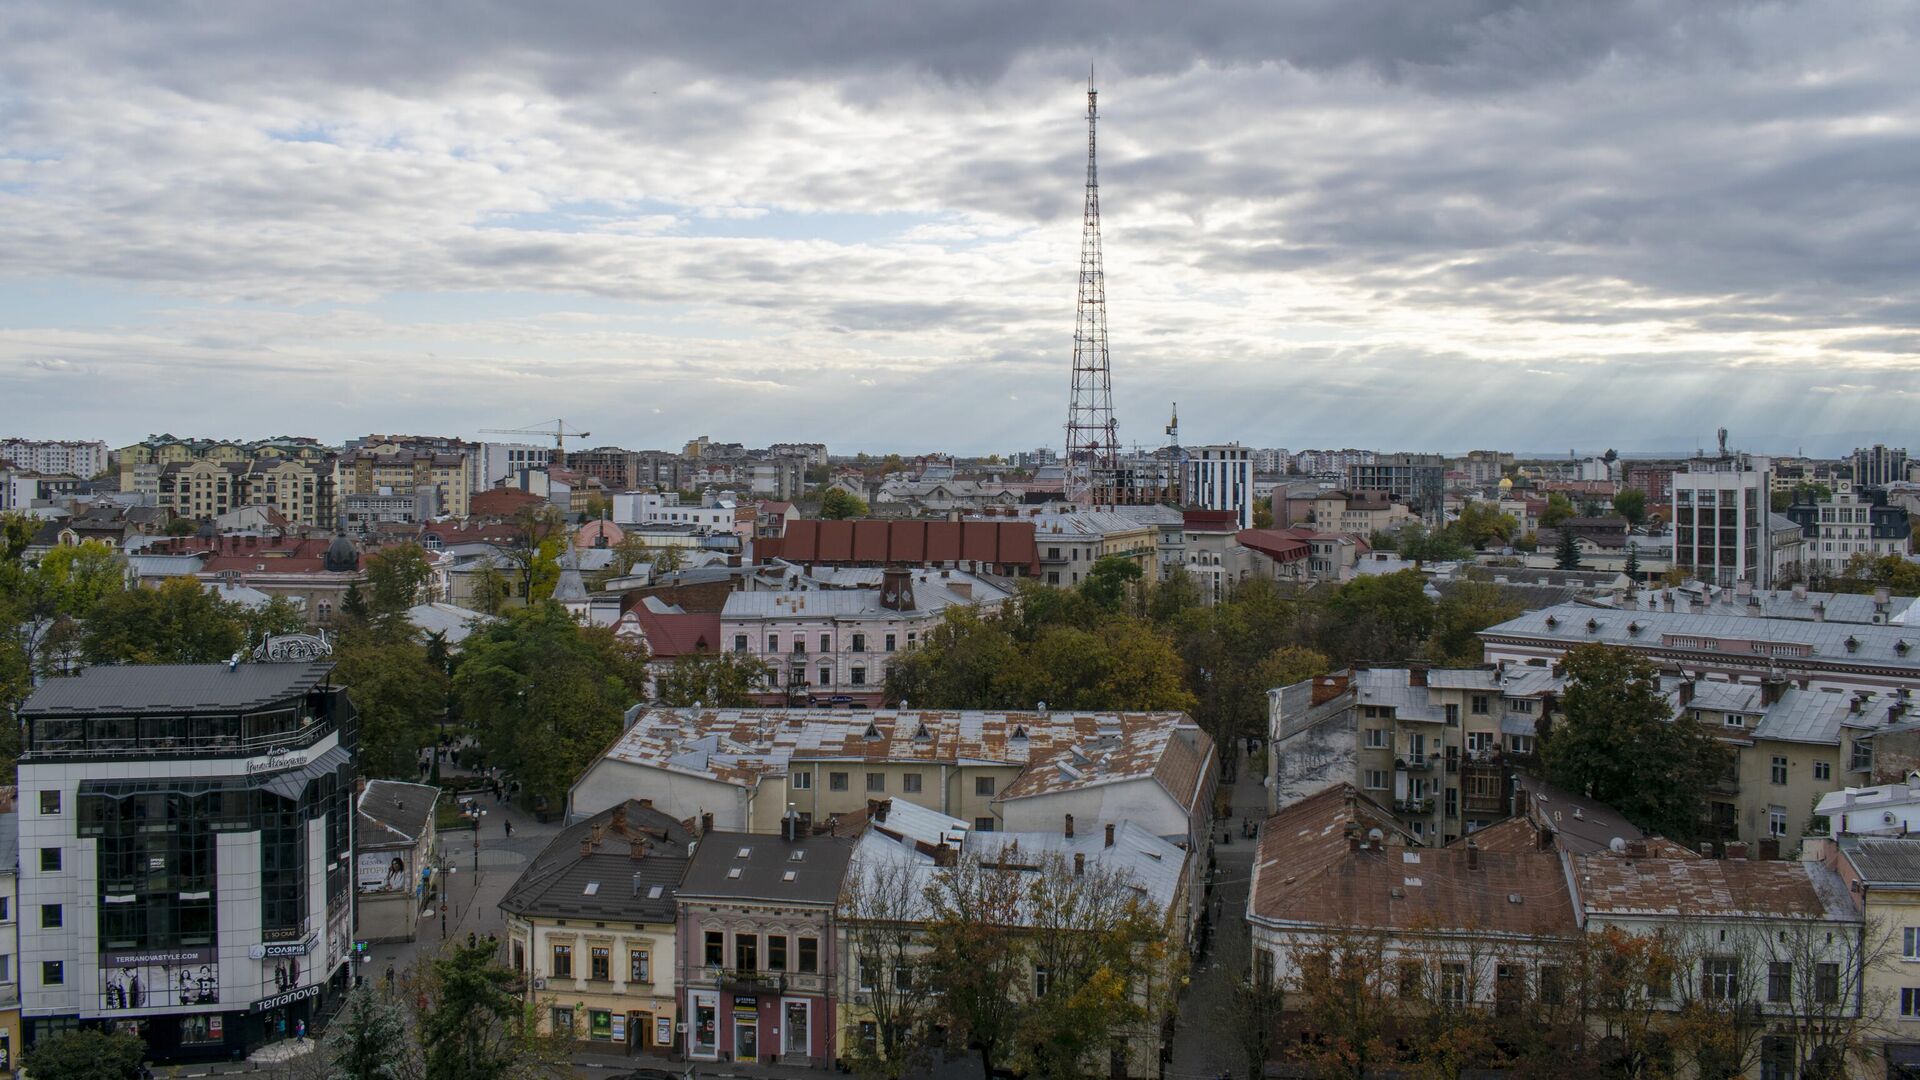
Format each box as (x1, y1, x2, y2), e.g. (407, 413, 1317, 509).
(749, 457, 807, 501)
(1806, 832, 1920, 1071)
(1269, 666, 1564, 845)
(569, 709, 1217, 857)
(1854, 445, 1910, 489)
(1786, 485, 1913, 579)
(1293, 448, 1376, 477)
(1347, 453, 1446, 520)
(614, 491, 739, 533)
(339, 443, 471, 519)
(482, 441, 555, 490)
(1620, 459, 1680, 507)
(676, 826, 853, 1065)
(15, 661, 357, 1061)
(1021, 510, 1157, 587)
(0, 470, 84, 512)
(0, 811, 18, 1072)
(117, 436, 330, 490)
(1672, 449, 1773, 587)
(1183, 444, 1254, 530)
(1449, 450, 1514, 488)
(353, 781, 438, 944)
(768, 443, 829, 469)
(503, 800, 690, 1055)
(155, 458, 333, 526)
(1307, 489, 1416, 537)
(0, 439, 108, 478)
(1234, 528, 1365, 584)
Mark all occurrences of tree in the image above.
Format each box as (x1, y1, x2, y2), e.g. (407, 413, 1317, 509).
(649, 546, 686, 575)
(1290, 926, 1397, 1080)
(1450, 501, 1520, 550)
(336, 637, 447, 779)
(20, 1028, 149, 1079)
(1230, 975, 1286, 1080)
(1077, 554, 1143, 613)
(1613, 488, 1648, 527)
(500, 505, 564, 604)
(416, 939, 562, 1080)
(357, 543, 435, 639)
(453, 602, 650, 805)
(922, 852, 1029, 1080)
(1624, 545, 1641, 581)
(1428, 580, 1523, 667)
(471, 563, 513, 616)
(1554, 527, 1583, 570)
(326, 984, 415, 1080)
(820, 487, 868, 519)
(1323, 569, 1436, 662)
(1540, 492, 1577, 529)
(840, 854, 934, 1079)
(1539, 644, 1732, 840)
(1828, 552, 1920, 596)
(81, 576, 247, 665)
(1253, 496, 1275, 529)
(652, 652, 772, 707)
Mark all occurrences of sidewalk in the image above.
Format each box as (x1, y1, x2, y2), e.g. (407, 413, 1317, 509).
(1168, 764, 1268, 1080)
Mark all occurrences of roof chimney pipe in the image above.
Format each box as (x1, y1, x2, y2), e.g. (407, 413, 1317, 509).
(1105, 823, 1116, 848)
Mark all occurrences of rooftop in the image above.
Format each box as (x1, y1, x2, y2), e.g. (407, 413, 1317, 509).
(678, 829, 855, 905)
(357, 780, 439, 848)
(1835, 835, 1920, 885)
(1574, 852, 1854, 920)
(499, 800, 692, 923)
(1482, 602, 1920, 672)
(21, 660, 337, 716)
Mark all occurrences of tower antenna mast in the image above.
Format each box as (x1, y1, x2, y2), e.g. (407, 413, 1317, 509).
(1063, 66, 1117, 504)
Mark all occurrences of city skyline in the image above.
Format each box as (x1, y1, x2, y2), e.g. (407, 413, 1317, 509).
(3, 3, 1918, 455)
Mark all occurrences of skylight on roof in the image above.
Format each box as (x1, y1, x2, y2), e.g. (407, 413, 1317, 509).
(789, 850, 805, 861)
(782, 870, 797, 882)
(736, 846, 752, 858)
(583, 882, 600, 896)
(727, 868, 742, 879)
(648, 885, 663, 899)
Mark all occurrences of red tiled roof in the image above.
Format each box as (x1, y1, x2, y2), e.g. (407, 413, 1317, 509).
(631, 609, 723, 660)
(471, 488, 544, 518)
(1235, 529, 1311, 563)
(1183, 509, 1239, 532)
(765, 520, 1038, 573)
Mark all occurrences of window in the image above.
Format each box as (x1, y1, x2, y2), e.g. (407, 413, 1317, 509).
(551, 1007, 575, 1034)
(974, 816, 996, 832)
(850, 667, 866, 686)
(39, 791, 60, 815)
(704, 931, 724, 967)
(1768, 961, 1791, 1003)
(1815, 962, 1840, 1005)
(1397, 960, 1423, 998)
(852, 633, 866, 653)
(588, 947, 609, 981)
(1471, 695, 1489, 716)
(629, 949, 650, 983)
(975, 776, 996, 797)
(1440, 962, 1468, 1008)
(1771, 756, 1788, 785)
(1364, 769, 1389, 791)
(1905, 926, 1920, 960)
(857, 958, 876, 992)
(1903, 987, 1920, 1017)
(885, 634, 896, 652)
(820, 634, 831, 653)
(552, 944, 573, 978)
(40, 904, 61, 929)
(1365, 728, 1389, 749)
(735, 934, 758, 972)
(1466, 731, 1493, 754)
(42, 960, 63, 986)
(1444, 703, 1459, 726)
(1854, 740, 1874, 772)
(1539, 965, 1565, 1006)
(857, 1020, 878, 1055)
(819, 664, 831, 687)
(798, 937, 818, 973)
(39, 848, 61, 872)
(768, 634, 779, 653)
(830, 772, 849, 792)
(768, 936, 788, 971)
(734, 635, 747, 653)
(1034, 966, 1051, 998)
(1703, 957, 1740, 1002)
(1814, 761, 1831, 781)
(1725, 713, 1747, 729)
(866, 773, 885, 793)
(792, 771, 812, 791)
(894, 965, 914, 992)
(1495, 963, 1525, 1015)
(1769, 806, 1788, 838)
(1508, 734, 1535, 755)
(0, 896, 9, 921)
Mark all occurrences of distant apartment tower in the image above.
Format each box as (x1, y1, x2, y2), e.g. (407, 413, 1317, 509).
(1347, 453, 1446, 519)
(0, 439, 108, 478)
(1671, 446, 1773, 587)
(479, 442, 552, 491)
(1853, 445, 1909, 489)
(1184, 445, 1254, 529)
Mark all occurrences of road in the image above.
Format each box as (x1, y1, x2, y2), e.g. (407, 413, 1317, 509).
(1168, 765, 1266, 1080)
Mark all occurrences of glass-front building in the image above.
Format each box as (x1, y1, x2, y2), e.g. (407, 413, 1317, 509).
(15, 660, 357, 1061)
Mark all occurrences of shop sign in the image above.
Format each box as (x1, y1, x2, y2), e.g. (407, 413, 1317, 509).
(252, 984, 322, 1013)
(103, 946, 213, 967)
(658, 1017, 675, 1045)
(245, 747, 310, 775)
(248, 940, 311, 959)
(732, 994, 757, 1011)
(611, 1014, 626, 1040)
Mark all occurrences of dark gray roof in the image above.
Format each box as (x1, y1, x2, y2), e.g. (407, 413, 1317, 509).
(1839, 836, 1920, 885)
(21, 660, 337, 716)
(499, 801, 693, 923)
(357, 780, 440, 848)
(678, 830, 855, 906)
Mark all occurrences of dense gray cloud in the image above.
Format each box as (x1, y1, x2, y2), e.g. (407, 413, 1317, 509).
(0, 1, 1916, 453)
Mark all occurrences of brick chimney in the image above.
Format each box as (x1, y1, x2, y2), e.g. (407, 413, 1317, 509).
(1073, 852, 1085, 876)
(1064, 813, 1074, 839)
(1105, 823, 1116, 848)
(1726, 841, 1750, 860)
(1625, 839, 1648, 859)
(1466, 840, 1480, 870)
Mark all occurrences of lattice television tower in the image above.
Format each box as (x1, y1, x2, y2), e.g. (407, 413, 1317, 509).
(1063, 70, 1117, 504)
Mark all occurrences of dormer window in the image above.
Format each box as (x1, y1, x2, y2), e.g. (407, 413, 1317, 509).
(1846, 636, 1861, 654)
(913, 723, 932, 741)
(863, 723, 882, 741)
(1011, 725, 1029, 741)
(789, 850, 805, 862)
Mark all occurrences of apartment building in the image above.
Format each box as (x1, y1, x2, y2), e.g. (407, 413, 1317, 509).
(1024, 510, 1157, 587)
(1307, 489, 1415, 536)
(1786, 485, 1913, 579)
(15, 662, 357, 1062)
(1672, 450, 1774, 587)
(1269, 666, 1563, 845)
(1347, 453, 1446, 520)
(1854, 445, 1910, 490)
(0, 439, 107, 478)
(503, 800, 690, 1055)
(156, 458, 333, 526)
(1184, 444, 1254, 529)
(1806, 833, 1920, 1074)
(339, 444, 471, 519)
(480, 442, 554, 490)
(0, 812, 17, 1072)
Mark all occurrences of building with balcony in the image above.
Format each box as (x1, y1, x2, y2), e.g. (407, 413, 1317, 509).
(676, 826, 854, 1065)
(0, 439, 108, 479)
(1347, 453, 1446, 520)
(1785, 485, 1913, 581)
(14, 661, 357, 1062)
(1671, 449, 1773, 587)
(502, 799, 690, 1055)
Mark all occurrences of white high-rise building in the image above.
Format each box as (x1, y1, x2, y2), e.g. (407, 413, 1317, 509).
(0, 439, 108, 478)
(1184, 444, 1254, 529)
(1672, 447, 1773, 587)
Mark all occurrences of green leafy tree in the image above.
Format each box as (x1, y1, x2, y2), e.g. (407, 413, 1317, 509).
(1624, 545, 1641, 580)
(20, 1028, 149, 1080)
(819, 488, 869, 519)
(358, 543, 435, 639)
(454, 602, 650, 805)
(1428, 580, 1524, 667)
(1253, 496, 1275, 529)
(1539, 643, 1732, 840)
(80, 576, 247, 665)
(240, 595, 309, 643)
(1077, 554, 1143, 612)
(921, 853, 1032, 1080)
(1322, 569, 1436, 662)
(1554, 527, 1583, 570)
(1613, 488, 1647, 527)
(501, 505, 564, 604)
(471, 564, 513, 616)
(1539, 492, 1577, 529)
(649, 546, 686, 575)
(337, 637, 447, 779)
(326, 984, 415, 1080)
(1449, 501, 1520, 550)
(840, 856, 934, 1080)
(1829, 552, 1920, 596)
(417, 940, 560, 1080)
(652, 652, 772, 707)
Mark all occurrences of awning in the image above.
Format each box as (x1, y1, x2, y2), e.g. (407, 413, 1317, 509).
(262, 744, 352, 799)
(1499, 714, 1537, 737)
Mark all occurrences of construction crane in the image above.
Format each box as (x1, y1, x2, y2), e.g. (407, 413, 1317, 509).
(478, 419, 591, 451)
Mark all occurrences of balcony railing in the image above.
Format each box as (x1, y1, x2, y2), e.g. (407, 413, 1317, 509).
(715, 968, 787, 993)
(1393, 797, 1436, 815)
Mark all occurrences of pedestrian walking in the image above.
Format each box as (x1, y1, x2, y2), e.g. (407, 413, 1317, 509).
(503, 818, 513, 838)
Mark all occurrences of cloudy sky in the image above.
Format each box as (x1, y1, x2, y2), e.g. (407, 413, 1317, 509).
(3, 2, 1917, 457)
